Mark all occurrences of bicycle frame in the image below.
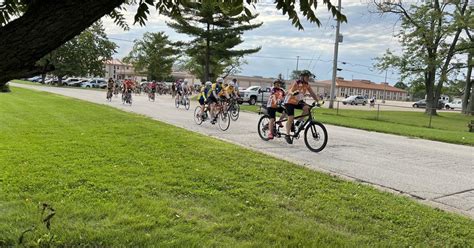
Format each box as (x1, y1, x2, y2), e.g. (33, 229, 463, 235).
(272, 103, 317, 137)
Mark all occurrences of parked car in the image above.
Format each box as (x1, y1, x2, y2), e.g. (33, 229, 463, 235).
(27, 76, 42, 82)
(81, 79, 101, 88)
(412, 99, 445, 109)
(445, 99, 462, 110)
(63, 78, 82, 87)
(96, 79, 108, 89)
(342, 95, 367, 105)
(238, 86, 271, 105)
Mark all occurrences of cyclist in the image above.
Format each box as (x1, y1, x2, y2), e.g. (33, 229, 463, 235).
(148, 80, 157, 98)
(183, 80, 190, 96)
(207, 78, 224, 124)
(176, 79, 183, 103)
(267, 79, 287, 140)
(231, 78, 240, 95)
(199, 81, 212, 119)
(113, 80, 120, 96)
(284, 70, 320, 144)
(106, 78, 115, 100)
(219, 80, 238, 107)
(122, 79, 134, 101)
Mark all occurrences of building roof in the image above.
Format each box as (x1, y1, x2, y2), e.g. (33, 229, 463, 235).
(105, 59, 132, 67)
(316, 78, 406, 93)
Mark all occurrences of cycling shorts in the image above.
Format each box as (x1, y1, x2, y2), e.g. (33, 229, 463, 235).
(285, 102, 305, 116)
(267, 107, 285, 119)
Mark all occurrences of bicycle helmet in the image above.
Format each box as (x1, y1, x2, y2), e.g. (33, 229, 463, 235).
(216, 78, 224, 83)
(273, 79, 283, 85)
(205, 81, 212, 86)
(300, 70, 313, 77)
(229, 81, 235, 87)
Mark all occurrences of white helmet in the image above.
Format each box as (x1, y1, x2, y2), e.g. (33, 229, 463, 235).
(216, 78, 224, 83)
(205, 81, 212, 86)
(184, 80, 188, 85)
(229, 81, 235, 87)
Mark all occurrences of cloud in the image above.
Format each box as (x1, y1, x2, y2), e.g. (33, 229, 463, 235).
(102, 1, 403, 83)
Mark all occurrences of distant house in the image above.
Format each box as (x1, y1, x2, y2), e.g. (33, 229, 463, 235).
(316, 77, 408, 101)
(104, 59, 147, 82)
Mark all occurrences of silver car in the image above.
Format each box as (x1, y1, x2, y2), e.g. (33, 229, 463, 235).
(342, 95, 367, 105)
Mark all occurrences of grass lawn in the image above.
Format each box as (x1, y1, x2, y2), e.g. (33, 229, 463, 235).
(240, 105, 474, 146)
(0, 88, 473, 247)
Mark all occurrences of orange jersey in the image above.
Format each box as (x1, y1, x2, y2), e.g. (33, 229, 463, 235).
(285, 80, 310, 105)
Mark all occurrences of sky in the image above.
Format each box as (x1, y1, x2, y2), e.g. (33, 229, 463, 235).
(101, 0, 403, 84)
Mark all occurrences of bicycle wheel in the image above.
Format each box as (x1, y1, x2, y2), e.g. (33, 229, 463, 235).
(230, 102, 240, 121)
(257, 115, 271, 141)
(185, 97, 190, 110)
(194, 106, 203, 125)
(304, 121, 328, 153)
(175, 97, 179, 108)
(217, 111, 230, 131)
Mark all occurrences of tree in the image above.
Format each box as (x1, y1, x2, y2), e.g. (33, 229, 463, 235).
(290, 70, 303, 80)
(37, 21, 116, 85)
(166, 0, 262, 82)
(0, 0, 346, 89)
(459, 29, 473, 115)
(394, 82, 408, 90)
(123, 32, 178, 81)
(374, 0, 470, 115)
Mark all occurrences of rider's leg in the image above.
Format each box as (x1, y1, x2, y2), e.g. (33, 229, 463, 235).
(298, 105, 310, 123)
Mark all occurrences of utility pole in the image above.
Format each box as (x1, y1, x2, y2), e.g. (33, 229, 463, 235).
(296, 56, 300, 72)
(329, 0, 342, 109)
(382, 70, 387, 103)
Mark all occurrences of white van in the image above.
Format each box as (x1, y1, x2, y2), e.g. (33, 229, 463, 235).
(445, 99, 462, 110)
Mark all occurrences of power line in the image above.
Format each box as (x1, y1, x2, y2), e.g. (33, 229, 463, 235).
(247, 55, 332, 63)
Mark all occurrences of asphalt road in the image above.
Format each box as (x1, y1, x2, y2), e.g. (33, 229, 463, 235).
(12, 83, 474, 219)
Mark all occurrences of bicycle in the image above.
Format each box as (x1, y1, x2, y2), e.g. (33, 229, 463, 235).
(194, 100, 230, 131)
(106, 89, 113, 102)
(122, 90, 132, 105)
(226, 97, 240, 121)
(148, 91, 155, 102)
(257, 101, 328, 152)
(175, 93, 190, 110)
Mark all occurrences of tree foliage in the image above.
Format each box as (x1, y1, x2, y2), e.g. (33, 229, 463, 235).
(37, 21, 117, 83)
(123, 32, 178, 81)
(374, 0, 471, 115)
(166, 0, 262, 82)
(0, 0, 346, 87)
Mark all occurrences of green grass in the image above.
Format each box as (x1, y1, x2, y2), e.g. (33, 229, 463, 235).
(241, 105, 474, 146)
(0, 88, 473, 247)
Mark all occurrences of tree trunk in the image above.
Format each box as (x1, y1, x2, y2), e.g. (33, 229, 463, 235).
(205, 23, 211, 82)
(462, 53, 472, 114)
(425, 69, 437, 115)
(41, 73, 47, 84)
(57, 76, 64, 87)
(468, 82, 474, 116)
(0, 0, 124, 87)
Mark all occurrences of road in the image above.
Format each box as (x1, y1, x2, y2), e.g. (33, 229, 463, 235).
(12, 83, 474, 219)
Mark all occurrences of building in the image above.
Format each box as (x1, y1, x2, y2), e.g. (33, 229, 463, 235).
(316, 77, 408, 101)
(104, 59, 147, 82)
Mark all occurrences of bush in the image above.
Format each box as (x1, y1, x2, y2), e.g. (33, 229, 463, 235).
(0, 83, 11, 93)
